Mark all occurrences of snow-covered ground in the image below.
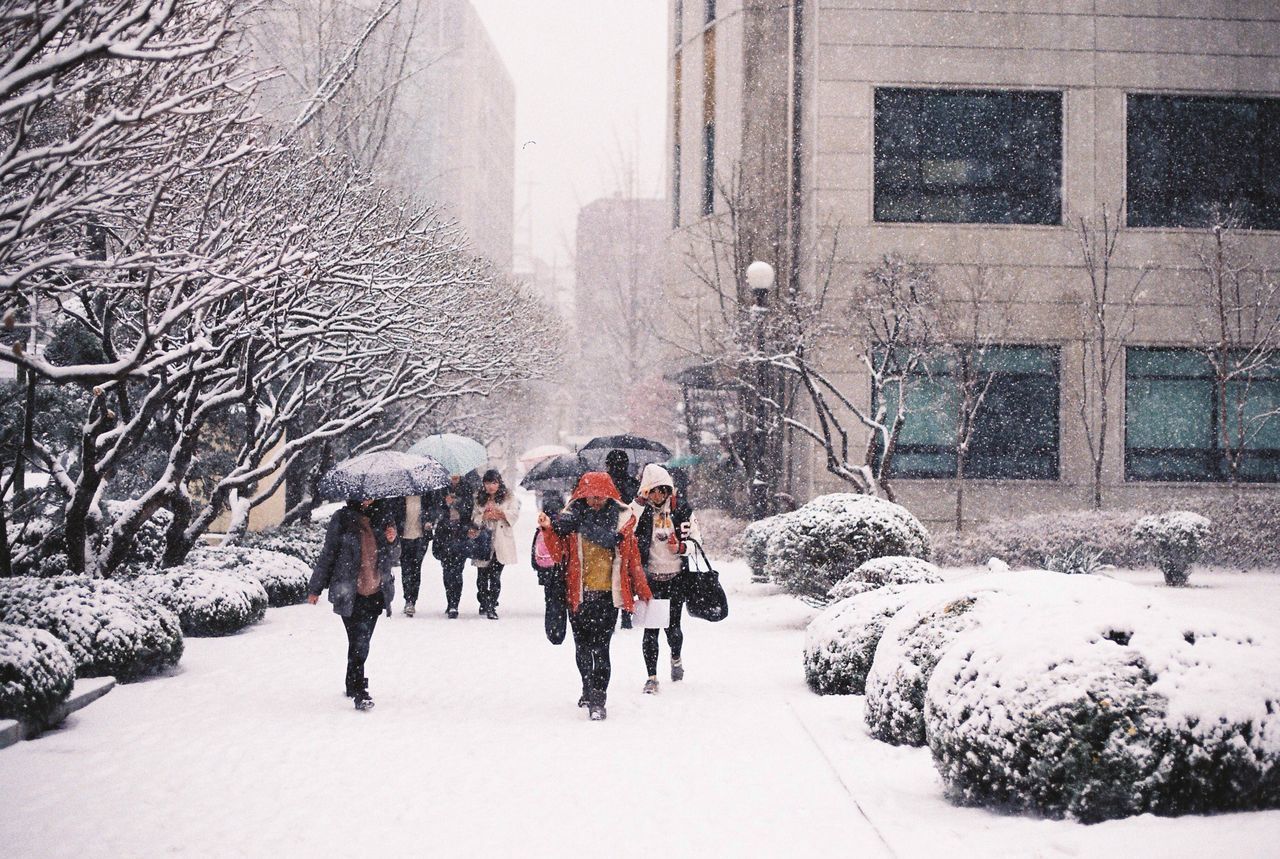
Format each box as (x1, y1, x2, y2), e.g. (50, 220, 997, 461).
(2, 496, 1278, 858)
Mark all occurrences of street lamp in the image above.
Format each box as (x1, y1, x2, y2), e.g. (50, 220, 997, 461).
(745, 260, 775, 518)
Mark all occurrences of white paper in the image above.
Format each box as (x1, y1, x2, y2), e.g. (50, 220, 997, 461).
(633, 597, 671, 629)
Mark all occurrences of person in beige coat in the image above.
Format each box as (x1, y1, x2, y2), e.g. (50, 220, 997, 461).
(472, 468, 521, 619)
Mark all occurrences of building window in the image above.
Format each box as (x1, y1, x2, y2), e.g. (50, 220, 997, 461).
(879, 346, 1060, 480)
(701, 123, 715, 216)
(874, 88, 1062, 225)
(1125, 348, 1280, 481)
(1127, 94, 1280, 230)
(705, 0, 715, 24)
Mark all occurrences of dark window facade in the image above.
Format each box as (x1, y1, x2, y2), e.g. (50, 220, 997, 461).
(701, 121, 715, 216)
(1125, 348, 1280, 481)
(705, 0, 716, 24)
(1127, 94, 1280, 230)
(874, 88, 1062, 225)
(879, 346, 1060, 480)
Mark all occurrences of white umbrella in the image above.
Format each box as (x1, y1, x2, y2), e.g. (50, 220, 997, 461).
(517, 444, 571, 472)
(318, 451, 451, 500)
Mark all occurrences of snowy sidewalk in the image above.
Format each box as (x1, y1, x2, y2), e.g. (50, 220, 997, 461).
(0, 503, 892, 858)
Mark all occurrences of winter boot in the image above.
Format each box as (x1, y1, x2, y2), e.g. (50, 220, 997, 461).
(643, 677, 659, 695)
(578, 687, 589, 708)
(485, 608, 499, 620)
(353, 688, 374, 711)
(446, 607, 459, 619)
(671, 659, 684, 682)
(403, 601, 416, 617)
(587, 690, 607, 721)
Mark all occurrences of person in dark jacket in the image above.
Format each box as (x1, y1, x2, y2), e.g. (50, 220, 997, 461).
(432, 476, 475, 618)
(631, 464, 700, 694)
(307, 498, 398, 711)
(604, 449, 641, 628)
(385, 494, 435, 617)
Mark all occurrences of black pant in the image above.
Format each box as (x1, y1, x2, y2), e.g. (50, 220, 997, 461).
(441, 556, 465, 610)
(400, 537, 428, 604)
(570, 591, 618, 701)
(341, 592, 385, 693)
(642, 575, 686, 676)
(477, 558, 504, 612)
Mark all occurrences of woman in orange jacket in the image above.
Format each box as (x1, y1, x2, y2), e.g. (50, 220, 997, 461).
(537, 471, 652, 721)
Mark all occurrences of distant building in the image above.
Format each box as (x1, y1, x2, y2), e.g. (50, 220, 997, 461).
(575, 196, 670, 435)
(406, 0, 515, 271)
(665, 1, 1280, 525)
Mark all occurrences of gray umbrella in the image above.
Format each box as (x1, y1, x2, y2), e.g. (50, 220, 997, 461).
(318, 451, 451, 501)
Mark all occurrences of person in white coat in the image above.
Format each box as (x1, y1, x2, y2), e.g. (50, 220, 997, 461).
(472, 468, 521, 619)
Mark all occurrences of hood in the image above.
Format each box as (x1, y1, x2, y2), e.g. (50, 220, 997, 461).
(570, 471, 622, 502)
(637, 463, 675, 497)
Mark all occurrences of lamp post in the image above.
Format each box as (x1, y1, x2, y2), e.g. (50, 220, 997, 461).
(745, 260, 775, 518)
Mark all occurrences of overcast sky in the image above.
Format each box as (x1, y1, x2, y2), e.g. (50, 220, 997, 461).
(469, 0, 667, 272)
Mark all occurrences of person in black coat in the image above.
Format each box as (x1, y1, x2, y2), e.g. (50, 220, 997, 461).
(431, 478, 475, 618)
(307, 498, 398, 710)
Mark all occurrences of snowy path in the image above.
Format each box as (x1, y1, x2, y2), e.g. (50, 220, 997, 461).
(0, 498, 892, 858)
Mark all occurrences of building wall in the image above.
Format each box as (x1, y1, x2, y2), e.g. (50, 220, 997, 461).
(667, 0, 1280, 527)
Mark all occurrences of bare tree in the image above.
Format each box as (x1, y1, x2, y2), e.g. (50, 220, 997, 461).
(1070, 202, 1144, 509)
(1190, 219, 1280, 486)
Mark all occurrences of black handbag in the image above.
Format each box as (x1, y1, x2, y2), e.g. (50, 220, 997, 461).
(543, 575, 568, 644)
(466, 527, 494, 561)
(683, 538, 728, 622)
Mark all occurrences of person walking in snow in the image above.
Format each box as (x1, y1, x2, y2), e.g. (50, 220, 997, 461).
(537, 472, 652, 721)
(390, 493, 435, 617)
(307, 497, 398, 711)
(605, 449, 641, 628)
(631, 463, 700, 694)
(432, 476, 474, 618)
(472, 469, 520, 620)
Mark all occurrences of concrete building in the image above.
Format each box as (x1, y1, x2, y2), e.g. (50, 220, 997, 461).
(665, 1, 1280, 527)
(575, 196, 672, 436)
(391, 0, 515, 271)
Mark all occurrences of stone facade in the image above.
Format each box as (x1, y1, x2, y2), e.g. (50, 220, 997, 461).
(666, 1, 1280, 527)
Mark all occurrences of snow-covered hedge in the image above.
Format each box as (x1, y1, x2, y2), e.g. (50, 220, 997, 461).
(926, 603, 1280, 822)
(803, 584, 932, 696)
(132, 567, 268, 637)
(765, 494, 930, 603)
(865, 572, 1146, 746)
(932, 509, 1147, 569)
(236, 523, 327, 567)
(1133, 511, 1212, 587)
(186, 546, 309, 607)
(739, 514, 786, 580)
(0, 623, 76, 727)
(827, 556, 943, 601)
(0, 577, 183, 681)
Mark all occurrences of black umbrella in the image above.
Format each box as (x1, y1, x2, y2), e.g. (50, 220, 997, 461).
(520, 453, 588, 491)
(579, 434, 672, 471)
(318, 451, 451, 501)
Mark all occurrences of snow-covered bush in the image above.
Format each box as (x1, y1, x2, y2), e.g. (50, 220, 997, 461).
(236, 523, 327, 567)
(186, 546, 309, 607)
(0, 577, 183, 681)
(932, 509, 1147, 569)
(865, 572, 1146, 746)
(740, 514, 787, 581)
(0, 623, 76, 728)
(1133, 511, 1212, 586)
(803, 584, 932, 696)
(131, 568, 268, 637)
(926, 603, 1280, 822)
(827, 556, 943, 601)
(1041, 543, 1106, 576)
(765, 494, 930, 603)
(103, 501, 173, 574)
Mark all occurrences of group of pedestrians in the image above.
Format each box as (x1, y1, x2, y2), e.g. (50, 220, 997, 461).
(306, 449, 701, 721)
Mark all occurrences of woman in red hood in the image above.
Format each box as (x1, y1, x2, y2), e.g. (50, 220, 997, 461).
(537, 471, 652, 721)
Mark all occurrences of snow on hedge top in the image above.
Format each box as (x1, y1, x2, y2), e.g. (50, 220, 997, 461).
(804, 493, 932, 559)
(1132, 511, 1212, 549)
(828, 556, 943, 601)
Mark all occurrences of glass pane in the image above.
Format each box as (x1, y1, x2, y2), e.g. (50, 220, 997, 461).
(968, 365, 1059, 479)
(1127, 378, 1213, 448)
(898, 377, 957, 445)
(1225, 379, 1280, 448)
(1127, 348, 1211, 378)
(892, 450, 954, 478)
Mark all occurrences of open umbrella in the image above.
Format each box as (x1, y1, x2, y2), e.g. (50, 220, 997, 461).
(579, 434, 672, 471)
(517, 444, 571, 471)
(519, 453, 588, 491)
(318, 451, 451, 501)
(407, 433, 488, 477)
